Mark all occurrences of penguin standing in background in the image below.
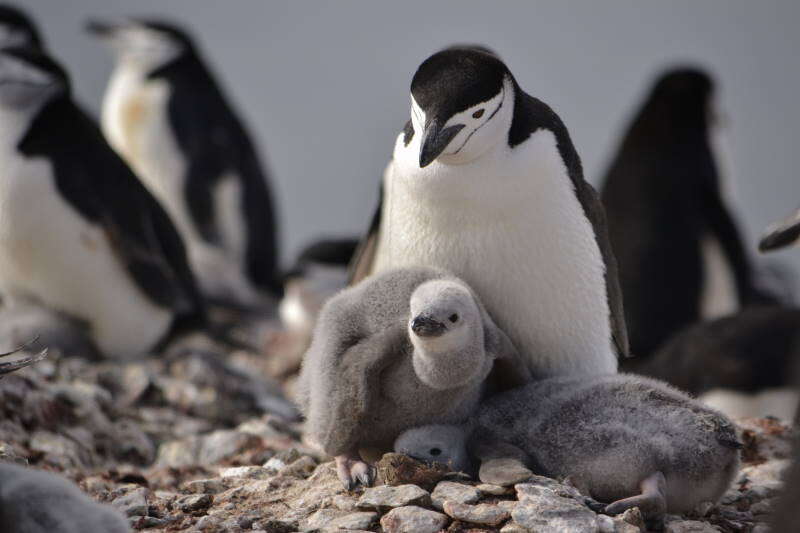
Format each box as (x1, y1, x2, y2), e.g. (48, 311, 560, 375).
(0, 4, 43, 49)
(601, 67, 774, 359)
(0, 47, 203, 358)
(87, 19, 280, 307)
(350, 46, 629, 378)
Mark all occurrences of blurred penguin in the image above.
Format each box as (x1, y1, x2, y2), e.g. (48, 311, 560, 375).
(0, 4, 43, 49)
(266, 238, 358, 377)
(88, 18, 280, 309)
(602, 67, 776, 359)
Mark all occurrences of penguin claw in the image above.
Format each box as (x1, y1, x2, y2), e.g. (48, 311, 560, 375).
(335, 454, 375, 491)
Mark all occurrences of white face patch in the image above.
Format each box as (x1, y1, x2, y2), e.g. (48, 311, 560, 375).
(113, 27, 183, 69)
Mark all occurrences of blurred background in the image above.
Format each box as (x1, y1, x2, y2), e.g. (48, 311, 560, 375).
(25, 0, 800, 273)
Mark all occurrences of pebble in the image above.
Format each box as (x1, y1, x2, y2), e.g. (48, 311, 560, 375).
(327, 511, 379, 530)
(111, 487, 149, 517)
(478, 457, 532, 486)
(357, 484, 431, 510)
(182, 478, 226, 494)
(194, 514, 221, 531)
(281, 455, 317, 478)
(380, 505, 450, 533)
(176, 493, 213, 512)
(431, 480, 481, 510)
(219, 465, 271, 479)
(511, 484, 598, 532)
(197, 429, 260, 464)
(664, 519, 720, 532)
(264, 448, 301, 472)
(476, 483, 512, 496)
(443, 501, 510, 526)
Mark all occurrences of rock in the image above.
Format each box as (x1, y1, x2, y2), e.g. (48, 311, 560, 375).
(303, 509, 339, 531)
(664, 519, 720, 532)
(327, 511, 379, 530)
(194, 514, 221, 531)
(431, 481, 481, 510)
(476, 483, 512, 496)
(112, 487, 149, 517)
(380, 505, 450, 533)
(220, 465, 271, 479)
(619, 507, 646, 530)
(333, 494, 358, 511)
(281, 455, 317, 478)
(512, 484, 598, 532)
(264, 448, 301, 472)
(479, 457, 532, 486)
(176, 493, 213, 512)
(749, 498, 774, 515)
(182, 478, 226, 494)
(156, 435, 202, 467)
(130, 515, 169, 529)
(499, 523, 529, 533)
(376, 452, 450, 490)
(357, 484, 431, 510)
(443, 501, 510, 526)
(198, 429, 261, 464)
(597, 514, 616, 533)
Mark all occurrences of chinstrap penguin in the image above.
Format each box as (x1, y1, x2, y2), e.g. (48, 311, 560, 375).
(88, 18, 280, 307)
(760, 206, 800, 252)
(0, 462, 130, 533)
(297, 266, 530, 489)
(0, 47, 204, 358)
(0, 4, 43, 49)
(396, 373, 741, 523)
(601, 67, 775, 359)
(349, 46, 629, 378)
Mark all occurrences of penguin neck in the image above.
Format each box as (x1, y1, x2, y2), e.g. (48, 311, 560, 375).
(411, 328, 488, 390)
(0, 99, 55, 154)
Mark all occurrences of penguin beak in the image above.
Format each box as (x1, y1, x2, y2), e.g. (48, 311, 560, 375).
(411, 315, 446, 337)
(419, 119, 464, 168)
(84, 19, 125, 38)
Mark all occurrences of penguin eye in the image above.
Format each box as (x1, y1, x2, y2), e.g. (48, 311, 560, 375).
(449, 314, 459, 323)
(472, 109, 485, 119)
(430, 448, 442, 456)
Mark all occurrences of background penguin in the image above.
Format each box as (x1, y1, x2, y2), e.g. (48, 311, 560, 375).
(349, 46, 629, 378)
(266, 238, 359, 378)
(297, 266, 530, 489)
(0, 462, 130, 533)
(395, 373, 741, 524)
(760, 206, 800, 252)
(601, 67, 776, 359)
(0, 47, 203, 359)
(87, 18, 280, 307)
(627, 306, 800, 420)
(0, 4, 43, 49)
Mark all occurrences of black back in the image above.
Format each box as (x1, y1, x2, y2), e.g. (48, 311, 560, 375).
(0, 4, 42, 48)
(602, 67, 771, 358)
(18, 90, 205, 325)
(145, 23, 280, 295)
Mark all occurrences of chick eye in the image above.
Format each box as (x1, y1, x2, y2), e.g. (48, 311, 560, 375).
(430, 448, 442, 456)
(449, 314, 459, 323)
(472, 109, 485, 119)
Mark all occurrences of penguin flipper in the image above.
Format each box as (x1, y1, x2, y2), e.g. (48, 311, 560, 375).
(760, 207, 800, 252)
(347, 187, 383, 285)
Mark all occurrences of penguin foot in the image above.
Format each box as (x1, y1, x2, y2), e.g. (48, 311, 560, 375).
(603, 471, 667, 522)
(335, 453, 375, 490)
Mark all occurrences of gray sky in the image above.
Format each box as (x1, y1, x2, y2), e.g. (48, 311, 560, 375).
(25, 1, 800, 275)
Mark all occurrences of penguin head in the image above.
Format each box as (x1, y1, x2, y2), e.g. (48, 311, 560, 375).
(0, 47, 67, 111)
(0, 5, 43, 49)
(410, 46, 514, 168)
(408, 279, 487, 389)
(86, 18, 193, 71)
(647, 67, 715, 129)
(394, 424, 471, 472)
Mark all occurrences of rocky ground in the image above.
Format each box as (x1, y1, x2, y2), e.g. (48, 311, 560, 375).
(0, 336, 795, 533)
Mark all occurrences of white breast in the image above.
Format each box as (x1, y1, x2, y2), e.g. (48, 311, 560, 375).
(376, 128, 615, 377)
(0, 147, 171, 358)
(101, 64, 255, 304)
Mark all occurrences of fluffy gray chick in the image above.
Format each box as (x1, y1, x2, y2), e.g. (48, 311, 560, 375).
(0, 462, 130, 533)
(395, 373, 740, 523)
(297, 266, 529, 489)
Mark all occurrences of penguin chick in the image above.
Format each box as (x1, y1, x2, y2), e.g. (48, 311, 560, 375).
(760, 206, 800, 252)
(0, 4, 43, 49)
(297, 266, 529, 489)
(0, 47, 204, 358)
(393, 424, 471, 473)
(349, 46, 629, 378)
(88, 18, 280, 306)
(397, 374, 740, 522)
(0, 462, 130, 533)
